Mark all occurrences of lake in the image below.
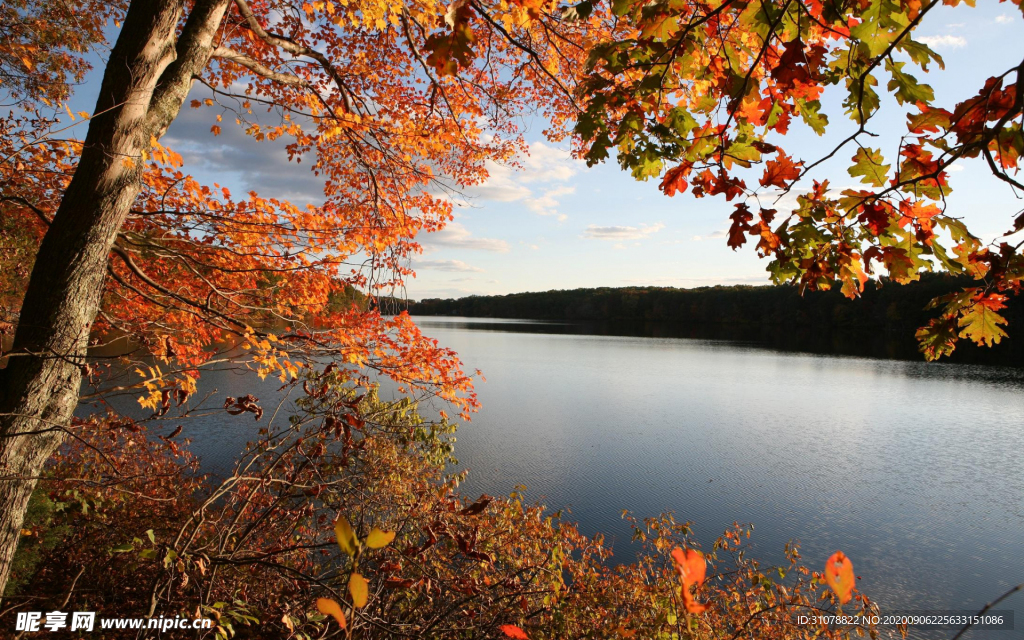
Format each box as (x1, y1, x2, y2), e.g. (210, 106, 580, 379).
(93, 316, 1024, 638)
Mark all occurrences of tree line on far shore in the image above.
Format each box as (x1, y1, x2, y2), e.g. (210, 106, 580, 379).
(407, 274, 1024, 366)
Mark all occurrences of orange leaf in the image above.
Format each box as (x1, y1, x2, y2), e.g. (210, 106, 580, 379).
(670, 547, 706, 586)
(349, 572, 369, 608)
(760, 153, 802, 188)
(824, 551, 855, 604)
(500, 624, 529, 639)
(671, 547, 708, 614)
(659, 164, 690, 197)
(316, 597, 346, 629)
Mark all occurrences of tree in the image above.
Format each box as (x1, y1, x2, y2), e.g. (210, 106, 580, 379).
(572, 0, 1024, 360)
(0, 0, 606, 594)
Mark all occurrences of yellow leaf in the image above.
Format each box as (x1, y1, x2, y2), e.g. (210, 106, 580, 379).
(349, 572, 369, 608)
(334, 516, 359, 555)
(364, 528, 395, 549)
(316, 598, 346, 628)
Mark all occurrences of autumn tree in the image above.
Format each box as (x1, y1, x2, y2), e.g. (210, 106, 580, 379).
(572, 0, 1023, 359)
(0, 0, 612, 595)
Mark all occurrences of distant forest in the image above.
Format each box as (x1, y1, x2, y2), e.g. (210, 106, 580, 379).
(408, 275, 1024, 366)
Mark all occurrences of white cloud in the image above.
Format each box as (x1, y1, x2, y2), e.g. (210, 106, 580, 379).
(751, 184, 859, 213)
(520, 142, 579, 183)
(620, 275, 770, 287)
(465, 141, 581, 218)
(917, 35, 967, 49)
(996, 14, 1013, 24)
(414, 259, 484, 272)
(422, 222, 510, 253)
(582, 223, 665, 240)
(692, 230, 727, 242)
(525, 185, 575, 220)
(468, 170, 531, 202)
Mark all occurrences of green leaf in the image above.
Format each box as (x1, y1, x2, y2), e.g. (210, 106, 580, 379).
(886, 60, 934, 105)
(111, 544, 134, 553)
(898, 38, 944, 71)
(848, 147, 890, 187)
(146, 529, 156, 544)
(849, 0, 906, 57)
(561, 0, 594, 21)
(640, 14, 680, 40)
(163, 548, 178, 569)
(611, 0, 636, 17)
(797, 99, 828, 135)
(844, 73, 880, 124)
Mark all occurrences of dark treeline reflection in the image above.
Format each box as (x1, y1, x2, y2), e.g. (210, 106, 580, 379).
(409, 274, 1024, 366)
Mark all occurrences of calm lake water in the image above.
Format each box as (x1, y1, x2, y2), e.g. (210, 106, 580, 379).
(93, 317, 1024, 638)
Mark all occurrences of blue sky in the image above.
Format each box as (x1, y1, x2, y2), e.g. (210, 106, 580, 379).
(64, 2, 1023, 301)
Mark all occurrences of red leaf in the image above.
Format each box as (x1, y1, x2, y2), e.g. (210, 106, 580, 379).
(727, 203, 754, 249)
(857, 201, 892, 236)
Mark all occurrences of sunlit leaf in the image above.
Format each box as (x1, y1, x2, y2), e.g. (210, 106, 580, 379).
(364, 527, 396, 549)
(334, 516, 359, 556)
(824, 551, 855, 604)
(316, 598, 346, 629)
(349, 572, 369, 608)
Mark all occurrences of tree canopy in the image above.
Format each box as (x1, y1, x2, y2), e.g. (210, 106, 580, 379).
(569, 0, 1024, 360)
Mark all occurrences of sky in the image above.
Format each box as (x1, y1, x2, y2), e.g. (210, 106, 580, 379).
(63, 2, 1024, 301)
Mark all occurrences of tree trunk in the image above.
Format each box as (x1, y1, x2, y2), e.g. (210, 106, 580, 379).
(0, 0, 228, 597)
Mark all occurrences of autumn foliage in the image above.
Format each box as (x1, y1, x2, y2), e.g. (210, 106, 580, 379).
(2, 0, 1021, 637)
(9, 370, 879, 639)
(572, 0, 1024, 359)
